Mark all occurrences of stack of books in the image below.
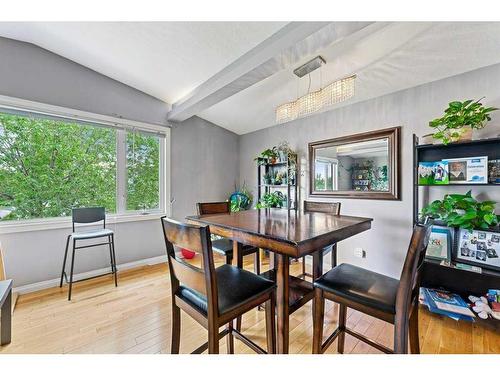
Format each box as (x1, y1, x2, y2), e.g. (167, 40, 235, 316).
(419, 287, 475, 321)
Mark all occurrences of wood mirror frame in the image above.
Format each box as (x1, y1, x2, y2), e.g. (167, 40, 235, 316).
(308, 126, 401, 200)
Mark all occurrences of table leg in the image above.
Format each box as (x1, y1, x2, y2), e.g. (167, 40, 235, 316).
(312, 249, 324, 280)
(311, 249, 324, 351)
(1, 289, 12, 345)
(276, 253, 290, 354)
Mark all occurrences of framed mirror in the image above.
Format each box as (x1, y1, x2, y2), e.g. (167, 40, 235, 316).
(308, 126, 401, 200)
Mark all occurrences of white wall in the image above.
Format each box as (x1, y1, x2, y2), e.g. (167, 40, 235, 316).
(239, 63, 500, 278)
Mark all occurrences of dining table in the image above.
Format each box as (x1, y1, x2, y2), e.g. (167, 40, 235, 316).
(187, 208, 373, 354)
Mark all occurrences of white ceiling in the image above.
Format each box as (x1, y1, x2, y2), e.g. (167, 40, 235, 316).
(0, 22, 286, 103)
(1, 22, 500, 135)
(199, 22, 500, 134)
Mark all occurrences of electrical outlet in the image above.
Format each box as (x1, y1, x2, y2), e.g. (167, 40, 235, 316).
(354, 247, 366, 258)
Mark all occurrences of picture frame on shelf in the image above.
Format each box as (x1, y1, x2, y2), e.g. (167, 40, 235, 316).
(444, 156, 488, 184)
(426, 225, 453, 261)
(418, 161, 449, 185)
(454, 228, 500, 272)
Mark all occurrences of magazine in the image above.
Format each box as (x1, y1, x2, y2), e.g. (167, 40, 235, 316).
(444, 156, 488, 184)
(422, 288, 475, 321)
(489, 159, 500, 184)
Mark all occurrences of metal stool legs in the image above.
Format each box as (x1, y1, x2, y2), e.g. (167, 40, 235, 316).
(68, 238, 76, 301)
(59, 235, 71, 288)
(60, 234, 118, 301)
(109, 234, 118, 287)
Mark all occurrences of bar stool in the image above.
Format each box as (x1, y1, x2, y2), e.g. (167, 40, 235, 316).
(298, 201, 341, 279)
(312, 223, 431, 354)
(59, 207, 118, 300)
(161, 217, 276, 354)
(197, 202, 261, 274)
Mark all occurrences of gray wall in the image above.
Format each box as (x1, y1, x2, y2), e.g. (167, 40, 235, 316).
(239, 63, 500, 278)
(0, 219, 164, 287)
(0, 37, 169, 125)
(0, 38, 238, 288)
(171, 116, 239, 220)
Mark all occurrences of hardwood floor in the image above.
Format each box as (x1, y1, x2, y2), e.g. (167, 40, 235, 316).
(0, 254, 498, 354)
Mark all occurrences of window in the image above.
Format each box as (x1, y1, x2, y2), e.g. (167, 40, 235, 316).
(0, 109, 166, 222)
(314, 158, 338, 191)
(126, 131, 160, 212)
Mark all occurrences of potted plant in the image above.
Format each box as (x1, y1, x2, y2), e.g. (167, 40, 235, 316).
(263, 173, 272, 185)
(254, 147, 279, 165)
(275, 172, 283, 185)
(421, 191, 500, 231)
(229, 182, 253, 212)
(277, 141, 292, 162)
(429, 98, 498, 145)
(256, 191, 286, 209)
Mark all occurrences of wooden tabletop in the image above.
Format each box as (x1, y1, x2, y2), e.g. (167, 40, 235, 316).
(187, 209, 373, 257)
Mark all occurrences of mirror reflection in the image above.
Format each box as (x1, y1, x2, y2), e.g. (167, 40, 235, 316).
(314, 138, 389, 192)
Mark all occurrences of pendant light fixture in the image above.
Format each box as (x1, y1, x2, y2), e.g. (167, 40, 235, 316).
(276, 56, 356, 124)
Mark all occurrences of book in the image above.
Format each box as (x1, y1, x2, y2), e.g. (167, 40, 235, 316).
(418, 161, 449, 185)
(489, 159, 500, 184)
(444, 156, 488, 184)
(422, 288, 475, 321)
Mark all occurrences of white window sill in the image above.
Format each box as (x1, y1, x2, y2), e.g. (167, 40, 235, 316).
(0, 212, 167, 234)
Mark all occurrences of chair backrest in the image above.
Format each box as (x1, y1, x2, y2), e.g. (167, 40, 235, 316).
(72, 207, 106, 231)
(197, 201, 230, 216)
(161, 217, 219, 316)
(303, 200, 341, 215)
(395, 223, 432, 324)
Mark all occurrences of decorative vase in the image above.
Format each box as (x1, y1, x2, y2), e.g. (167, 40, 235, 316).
(278, 151, 286, 162)
(420, 134, 435, 145)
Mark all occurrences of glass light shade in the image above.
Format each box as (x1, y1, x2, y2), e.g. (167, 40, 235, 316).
(275, 75, 356, 124)
(276, 101, 297, 124)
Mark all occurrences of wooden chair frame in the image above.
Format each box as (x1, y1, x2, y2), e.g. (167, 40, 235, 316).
(197, 201, 261, 274)
(312, 223, 431, 354)
(161, 217, 276, 354)
(298, 201, 341, 279)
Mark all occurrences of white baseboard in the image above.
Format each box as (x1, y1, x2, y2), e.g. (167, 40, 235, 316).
(13, 255, 167, 295)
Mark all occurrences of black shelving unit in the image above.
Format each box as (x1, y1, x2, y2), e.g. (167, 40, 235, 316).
(413, 135, 500, 331)
(257, 153, 298, 210)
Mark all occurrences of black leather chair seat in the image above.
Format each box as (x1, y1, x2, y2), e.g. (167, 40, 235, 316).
(211, 238, 258, 257)
(314, 263, 399, 314)
(177, 264, 275, 315)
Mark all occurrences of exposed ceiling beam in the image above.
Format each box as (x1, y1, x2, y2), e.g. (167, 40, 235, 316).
(167, 21, 374, 122)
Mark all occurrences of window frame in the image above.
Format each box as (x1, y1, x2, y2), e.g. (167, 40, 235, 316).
(0, 94, 171, 233)
(315, 157, 339, 191)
